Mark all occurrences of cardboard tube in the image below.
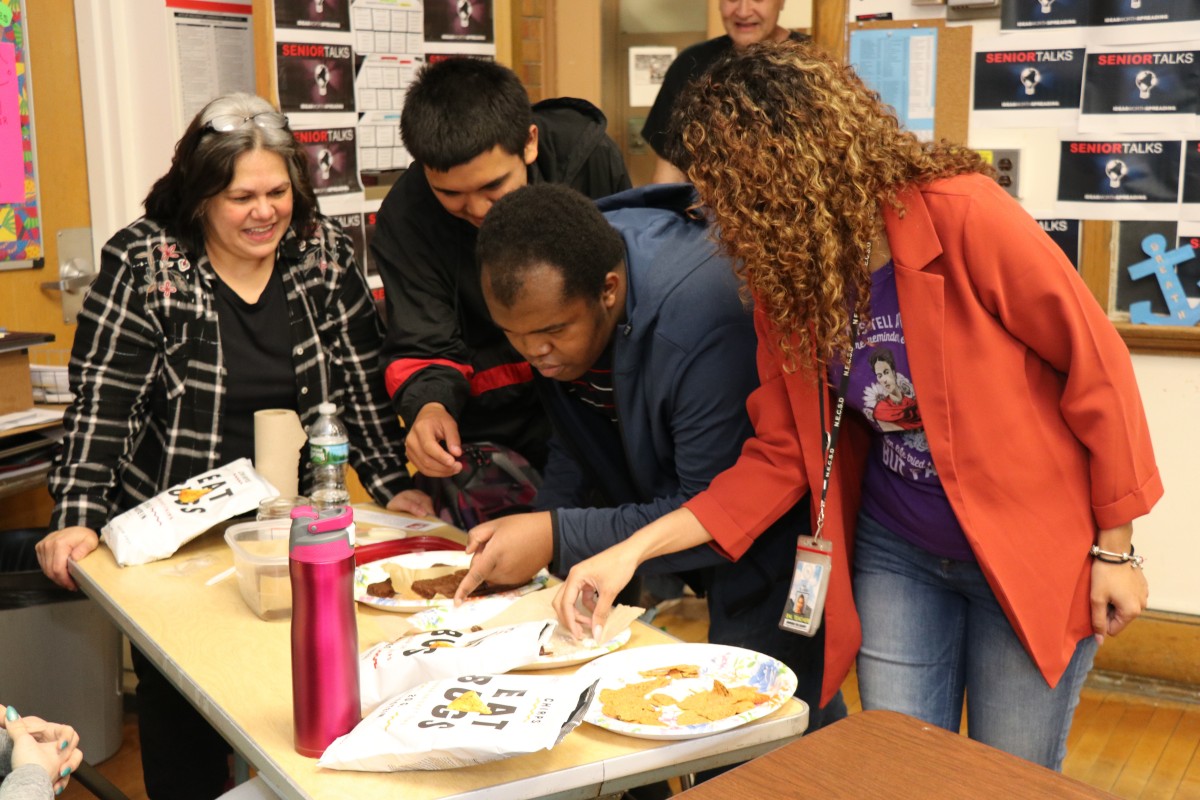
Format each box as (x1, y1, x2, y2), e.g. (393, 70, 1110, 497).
(254, 409, 307, 496)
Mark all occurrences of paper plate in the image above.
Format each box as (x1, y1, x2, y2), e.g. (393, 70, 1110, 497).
(516, 627, 633, 671)
(576, 642, 796, 740)
(353, 550, 547, 612)
(403, 602, 631, 670)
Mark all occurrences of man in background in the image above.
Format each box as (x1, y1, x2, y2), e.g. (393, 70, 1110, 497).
(372, 58, 630, 480)
(642, 0, 803, 183)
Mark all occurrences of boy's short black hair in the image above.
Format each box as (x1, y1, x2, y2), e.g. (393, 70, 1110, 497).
(477, 184, 625, 307)
(400, 57, 533, 171)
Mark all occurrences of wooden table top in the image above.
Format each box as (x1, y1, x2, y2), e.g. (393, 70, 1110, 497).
(71, 511, 809, 800)
(675, 709, 1118, 799)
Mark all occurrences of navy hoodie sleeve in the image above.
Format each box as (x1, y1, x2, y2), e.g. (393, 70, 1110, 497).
(551, 318, 759, 575)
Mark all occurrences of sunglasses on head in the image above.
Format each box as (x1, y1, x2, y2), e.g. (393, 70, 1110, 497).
(204, 111, 290, 133)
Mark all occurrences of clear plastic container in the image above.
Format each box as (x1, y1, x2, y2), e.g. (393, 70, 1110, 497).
(224, 520, 293, 620)
(257, 495, 310, 521)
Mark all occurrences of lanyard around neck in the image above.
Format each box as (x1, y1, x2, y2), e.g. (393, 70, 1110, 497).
(811, 239, 873, 541)
(814, 314, 855, 541)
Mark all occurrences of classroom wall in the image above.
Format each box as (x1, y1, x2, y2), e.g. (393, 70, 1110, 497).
(1129, 354, 1200, 615)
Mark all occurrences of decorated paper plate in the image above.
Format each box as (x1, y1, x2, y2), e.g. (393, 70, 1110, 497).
(403, 601, 626, 669)
(516, 627, 633, 671)
(576, 642, 796, 740)
(353, 550, 548, 612)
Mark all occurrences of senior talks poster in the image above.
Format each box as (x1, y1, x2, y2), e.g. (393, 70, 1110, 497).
(1002, 0, 1088, 31)
(277, 42, 356, 112)
(294, 127, 360, 195)
(1080, 45, 1199, 132)
(274, 0, 351, 31)
(1057, 139, 1181, 219)
(972, 40, 1084, 128)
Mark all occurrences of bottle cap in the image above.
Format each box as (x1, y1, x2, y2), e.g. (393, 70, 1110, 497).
(318, 402, 337, 415)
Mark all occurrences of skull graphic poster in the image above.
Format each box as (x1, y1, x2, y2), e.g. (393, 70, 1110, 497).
(277, 42, 356, 112)
(294, 127, 361, 195)
(274, 0, 351, 31)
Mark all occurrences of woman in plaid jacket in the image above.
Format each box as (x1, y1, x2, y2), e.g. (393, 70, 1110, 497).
(36, 93, 430, 799)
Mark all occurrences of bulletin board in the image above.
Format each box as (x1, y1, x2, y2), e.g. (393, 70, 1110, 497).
(0, 0, 41, 271)
(848, 18, 972, 146)
(829, 6, 1200, 356)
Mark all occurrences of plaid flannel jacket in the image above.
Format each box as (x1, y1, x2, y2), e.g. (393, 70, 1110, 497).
(50, 214, 412, 532)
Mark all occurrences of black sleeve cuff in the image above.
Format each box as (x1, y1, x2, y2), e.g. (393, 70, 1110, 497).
(549, 510, 565, 578)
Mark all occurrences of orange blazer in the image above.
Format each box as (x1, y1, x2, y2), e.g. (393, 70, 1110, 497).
(686, 173, 1162, 706)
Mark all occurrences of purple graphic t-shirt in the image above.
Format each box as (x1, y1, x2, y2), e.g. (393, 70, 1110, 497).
(837, 262, 974, 561)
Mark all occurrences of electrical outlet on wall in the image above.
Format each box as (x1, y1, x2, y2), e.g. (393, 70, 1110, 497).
(978, 149, 1021, 199)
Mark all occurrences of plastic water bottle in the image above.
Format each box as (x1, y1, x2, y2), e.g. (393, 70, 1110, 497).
(289, 505, 359, 757)
(308, 402, 350, 510)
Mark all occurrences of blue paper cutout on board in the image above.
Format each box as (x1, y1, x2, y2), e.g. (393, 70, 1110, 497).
(1126, 234, 1200, 326)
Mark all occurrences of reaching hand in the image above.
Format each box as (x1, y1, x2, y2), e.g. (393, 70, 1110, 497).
(405, 404, 464, 477)
(2, 706, 83, 795)
(453, 512, 554, 603)
(552, 543, 640, 641)
(35, 527, 99, 591)
(387, 488, 436, 518)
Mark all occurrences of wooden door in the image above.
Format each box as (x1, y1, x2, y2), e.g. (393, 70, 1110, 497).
(0, 3, 90, 530)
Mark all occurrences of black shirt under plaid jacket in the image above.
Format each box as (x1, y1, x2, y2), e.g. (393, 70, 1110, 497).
(49, 215, 413, 532)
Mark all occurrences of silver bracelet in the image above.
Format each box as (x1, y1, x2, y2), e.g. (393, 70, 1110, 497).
(1089, 544, 1145, 569)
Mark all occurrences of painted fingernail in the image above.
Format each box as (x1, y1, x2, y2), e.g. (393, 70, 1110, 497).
(4, 706, 16, 721)
(61, 767, 72, 777)
(56, 788, 63, 796)
(60, 740, 69, 750)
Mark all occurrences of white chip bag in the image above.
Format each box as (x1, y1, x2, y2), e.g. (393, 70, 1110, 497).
(102, 458, 276, 566)
(359, 621, 556, 714)
(319, 673, 598, 771)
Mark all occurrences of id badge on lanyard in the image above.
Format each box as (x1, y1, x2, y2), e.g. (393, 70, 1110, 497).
(780, 535, 833, 636)
(778, 313, 857, 638)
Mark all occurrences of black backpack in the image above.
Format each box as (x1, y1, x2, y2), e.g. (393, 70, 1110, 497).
(415, 442, 542, 530)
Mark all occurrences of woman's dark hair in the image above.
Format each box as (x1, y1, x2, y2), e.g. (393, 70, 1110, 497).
(476, 184, 624, 307)
(143, 93, 317, 254)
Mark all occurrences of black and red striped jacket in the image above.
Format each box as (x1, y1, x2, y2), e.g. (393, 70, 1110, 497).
(371, 98, 631, 468)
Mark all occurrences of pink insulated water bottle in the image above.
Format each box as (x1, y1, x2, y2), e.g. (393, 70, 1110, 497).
(289, 505, 360, 757)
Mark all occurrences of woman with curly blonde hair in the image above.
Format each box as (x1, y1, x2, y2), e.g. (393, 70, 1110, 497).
(554, 41, 1160, 770)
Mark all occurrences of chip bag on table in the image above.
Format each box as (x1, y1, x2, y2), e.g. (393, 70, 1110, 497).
(319, 673, 597, 771)
(102, 458, 276, 566)
(359, 621, 555, 714)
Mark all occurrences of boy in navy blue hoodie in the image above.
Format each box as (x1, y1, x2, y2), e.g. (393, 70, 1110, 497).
(458, 182, 846, 732)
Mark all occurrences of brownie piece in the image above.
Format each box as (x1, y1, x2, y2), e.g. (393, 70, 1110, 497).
(410, 569, 526, 600)
(366, 579, 396, 598)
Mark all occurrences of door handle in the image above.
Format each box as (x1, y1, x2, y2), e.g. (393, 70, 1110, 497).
(45, 229, 96, 324)
(40, 268, 96, 293)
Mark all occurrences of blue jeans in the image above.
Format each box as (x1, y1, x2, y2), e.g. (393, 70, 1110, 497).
(853, 512, 1097, 770)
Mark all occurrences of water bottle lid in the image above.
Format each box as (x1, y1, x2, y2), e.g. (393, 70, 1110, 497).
(318, 401, 337, 416)
(289, 506, 355, 561)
